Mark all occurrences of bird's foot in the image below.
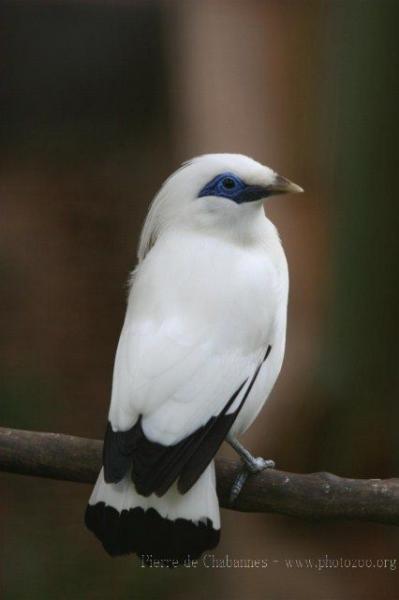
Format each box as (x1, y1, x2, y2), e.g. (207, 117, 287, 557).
(229, 457, 275, 504)
(246, 455, 276, 474)
(228, 453, 275, 504)
(226, 433, 276, 504)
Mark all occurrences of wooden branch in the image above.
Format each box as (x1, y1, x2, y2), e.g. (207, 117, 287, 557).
(1, 426, 399, 526)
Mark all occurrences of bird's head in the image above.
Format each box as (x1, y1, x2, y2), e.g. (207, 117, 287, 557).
(138, 153, 303, 260)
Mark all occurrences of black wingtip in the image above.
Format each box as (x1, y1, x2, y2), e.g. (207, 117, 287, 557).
(85, 502, 220, 566)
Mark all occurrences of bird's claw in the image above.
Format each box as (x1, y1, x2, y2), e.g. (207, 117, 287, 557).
(229, 469, 250, 504)
(229, 457, 275, 504)
(247, 456, 275, 473)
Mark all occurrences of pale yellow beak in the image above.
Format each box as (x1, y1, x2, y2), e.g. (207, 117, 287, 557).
(268, 174, 304, 195)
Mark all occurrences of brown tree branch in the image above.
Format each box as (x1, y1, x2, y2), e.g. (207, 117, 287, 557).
(1, 426, 399, 526)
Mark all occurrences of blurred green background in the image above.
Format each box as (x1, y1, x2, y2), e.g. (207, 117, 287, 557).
(1, 1, 398, 599)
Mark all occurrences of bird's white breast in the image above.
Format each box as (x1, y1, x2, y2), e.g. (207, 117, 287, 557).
(128, 221, 288, 357)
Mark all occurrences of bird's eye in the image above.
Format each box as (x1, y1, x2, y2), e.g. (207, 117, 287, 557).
(222, 177, 236, 190)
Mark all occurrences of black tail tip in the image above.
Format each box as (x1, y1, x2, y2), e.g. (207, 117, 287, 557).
(85, 502, 220, 566)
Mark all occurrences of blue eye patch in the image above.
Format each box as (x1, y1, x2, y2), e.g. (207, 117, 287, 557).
(198, 172, 270, 204)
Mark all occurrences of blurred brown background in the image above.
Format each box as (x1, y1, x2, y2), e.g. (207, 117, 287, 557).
(1, 1, 398, 598)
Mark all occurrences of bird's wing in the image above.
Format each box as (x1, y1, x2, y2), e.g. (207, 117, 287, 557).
(104, 318, 270, 497)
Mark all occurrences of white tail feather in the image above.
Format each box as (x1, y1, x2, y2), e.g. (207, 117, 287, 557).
(89, 461, 220, 529)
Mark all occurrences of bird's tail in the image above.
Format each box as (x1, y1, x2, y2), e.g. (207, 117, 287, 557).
(85, 461, 220, 566)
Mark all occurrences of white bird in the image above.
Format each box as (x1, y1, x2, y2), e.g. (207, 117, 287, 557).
(85, 153, 302, 565)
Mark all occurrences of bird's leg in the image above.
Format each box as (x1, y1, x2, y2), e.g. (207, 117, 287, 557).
(226, 433, 275, 504)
